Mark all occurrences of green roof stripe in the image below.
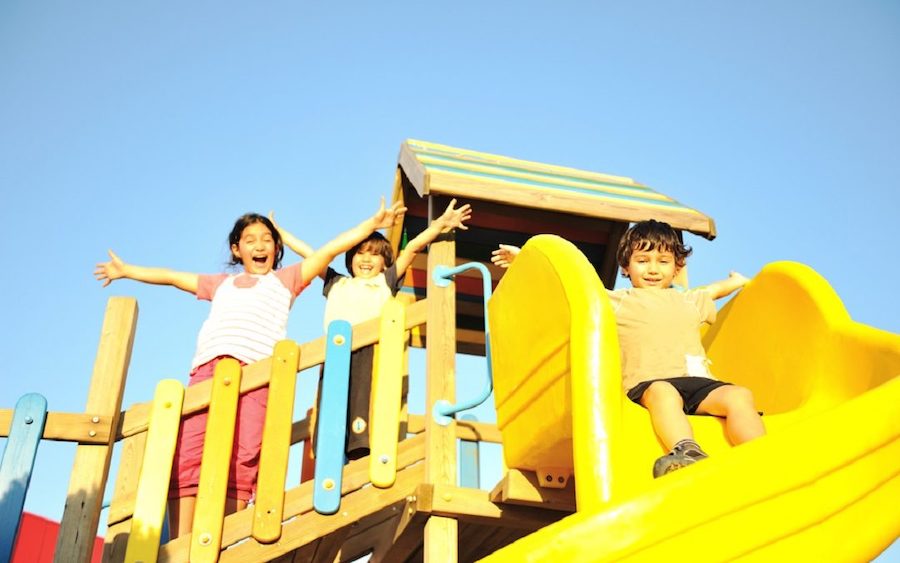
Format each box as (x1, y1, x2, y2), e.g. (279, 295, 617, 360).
(409, 144, 653, 192)
(427, 164, 695, 211)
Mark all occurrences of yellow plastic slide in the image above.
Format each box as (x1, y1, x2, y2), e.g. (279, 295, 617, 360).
(483, 235, 900, 561)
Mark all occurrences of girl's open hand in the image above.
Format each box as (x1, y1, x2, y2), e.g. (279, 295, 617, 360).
(491, 244, 520, 269)
(95, 250, 125, 287)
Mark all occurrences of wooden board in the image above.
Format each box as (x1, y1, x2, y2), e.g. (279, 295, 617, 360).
(0, 393, 48, 562)
(253, 340, 300, 544)
(313, 320, 352, 515)
(124, 379, 184, 563)
(369, 299, 406, 488)
(190, 359, 242, 563)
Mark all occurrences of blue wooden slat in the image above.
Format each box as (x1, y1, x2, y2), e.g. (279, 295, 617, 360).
(313, 320, 353, 515)
(458, 414, 481, 489)
(0, 393, 48, 562)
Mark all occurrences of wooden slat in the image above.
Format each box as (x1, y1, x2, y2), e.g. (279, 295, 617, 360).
(190, 359, 242, 563)
(369, 299, 406, 488)
(123, 380, 184, 563)
(373, 486, 431, 563)
(254, 340, 300, 543)
(488, 469, 576, 512)
(55, 297, 138, 563)
(429, 484, 564, 530)
(117, 300, 428, 441)
(105, 431, 147, 528)
(406, 415, 503, 444)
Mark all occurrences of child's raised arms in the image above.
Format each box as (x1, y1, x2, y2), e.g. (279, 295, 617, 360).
(94, 250, 200, 293)
(490, 244, 521, 269)
(269, 212, 314, 259)
(296, 197, 407, 285)
(393, 198, 472, 274)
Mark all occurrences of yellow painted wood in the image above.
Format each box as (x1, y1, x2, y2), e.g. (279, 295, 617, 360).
(190, 358, 242, 563)
(369, 299, 406, 488)
(253, 340, 300, 544)
(124, 379, 184, 563)
(56, 297, 138, 563)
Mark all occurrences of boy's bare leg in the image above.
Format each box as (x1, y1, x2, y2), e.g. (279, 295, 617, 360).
(167, 495, 196, 538)
(641, 381, 693, 450)
(696, 385, 765, 445)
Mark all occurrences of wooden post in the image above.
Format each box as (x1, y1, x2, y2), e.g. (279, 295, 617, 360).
(423, 195, 458, 562)
(55, 297, 138, 563)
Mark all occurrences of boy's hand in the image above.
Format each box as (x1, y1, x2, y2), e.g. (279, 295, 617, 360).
(95, 250, 126, 287)
(491, 244, 521, 269)
(372, 197, 407, 229)
(435, 198, 472, 232)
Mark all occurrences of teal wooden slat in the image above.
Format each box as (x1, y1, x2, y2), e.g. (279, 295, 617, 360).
(0, 393, 48, 561)
(313, 320, 353, 515)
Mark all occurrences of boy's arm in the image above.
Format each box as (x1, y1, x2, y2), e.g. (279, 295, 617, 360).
(269, 212, 315, 258)
(490, 244, 521, 269)
(94, 250, 199, 294)
(299, 198, 407, 284)
(394, 198, 472, 273)
(702, 271, 750, 300)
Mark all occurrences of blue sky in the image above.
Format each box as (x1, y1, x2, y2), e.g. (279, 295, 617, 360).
(2, 1, 898, 559)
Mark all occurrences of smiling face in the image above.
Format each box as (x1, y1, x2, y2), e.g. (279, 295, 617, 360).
(622, 246, 680, 289)
(350, 245, 387, 279)
(231, 222, 277, 275)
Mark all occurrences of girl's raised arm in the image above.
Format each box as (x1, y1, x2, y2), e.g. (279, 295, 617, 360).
(299, 198, 406, 284)
(95, 250, 200, 294)
(269, 212, 315, 258)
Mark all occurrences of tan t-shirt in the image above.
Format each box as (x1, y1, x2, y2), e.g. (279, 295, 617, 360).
(607, 287, 717, 392)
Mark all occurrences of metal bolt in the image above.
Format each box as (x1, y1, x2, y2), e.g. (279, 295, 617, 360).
(89, 430, 97, 437)
(333, 335, 345, 346)
(323, 478, 335, 491)
(442, 492, 452, 502)
(380, 455, 389, 464)
(164, 401, 172, 408)
(24, 416, 33, 425)
(223, 377, 231, 386)
(91, 416, 100, 423)
(199, 533, 211, 546)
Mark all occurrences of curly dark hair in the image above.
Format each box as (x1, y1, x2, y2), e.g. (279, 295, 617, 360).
(616, 219, 692, 276)
(227, 213, 285, 270)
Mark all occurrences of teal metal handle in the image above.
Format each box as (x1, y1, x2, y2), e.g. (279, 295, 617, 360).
(431, 263, 493, 426)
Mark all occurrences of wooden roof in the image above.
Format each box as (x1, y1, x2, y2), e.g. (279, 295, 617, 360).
(397, 139, 716, 239)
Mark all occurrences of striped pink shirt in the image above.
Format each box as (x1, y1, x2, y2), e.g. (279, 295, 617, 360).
(191, 263, 307, 369)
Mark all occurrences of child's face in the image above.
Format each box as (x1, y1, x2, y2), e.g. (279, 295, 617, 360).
(622, 246, 680, 289)
(351, 247, 387, 279)
(231, 222, 277, 275)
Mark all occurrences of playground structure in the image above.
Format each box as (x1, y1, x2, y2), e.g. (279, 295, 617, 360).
(1, 139, 899, 562)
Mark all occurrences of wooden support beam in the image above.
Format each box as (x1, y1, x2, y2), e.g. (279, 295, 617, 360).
(55, 297, 138, 563)
(489, 469, 576, 512)
(430, 484, 564, 531)
(406, 414, 502, 444)
(374, 485, 432, 563)
(424, 195, 459, 563)
(0, 411, 112, 444)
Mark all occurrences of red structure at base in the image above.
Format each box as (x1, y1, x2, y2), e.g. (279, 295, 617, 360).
(13, 512, 103, 563)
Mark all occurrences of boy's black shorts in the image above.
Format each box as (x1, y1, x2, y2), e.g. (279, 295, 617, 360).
(626, 377, 732, 415)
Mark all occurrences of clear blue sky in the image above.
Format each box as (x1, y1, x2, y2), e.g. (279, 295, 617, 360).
(2, 1, 898, 559)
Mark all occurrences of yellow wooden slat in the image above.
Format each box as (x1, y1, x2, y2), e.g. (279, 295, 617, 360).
(253, 340, 300, 544)
(369, 299, 406, 488)
(190, 359, 242, 563)
(124, 379, 185, 563)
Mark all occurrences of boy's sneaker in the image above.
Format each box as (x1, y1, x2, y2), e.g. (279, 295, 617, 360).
(652, 441, 709, 478)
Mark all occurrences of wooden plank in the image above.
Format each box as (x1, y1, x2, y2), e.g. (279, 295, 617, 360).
(102, 519, 132, 563)
(190, 359, 242, 563)
(106, 431, 147, 528)
(55, 297, 138, 563)
(429, 484, 564, 531)
(423, 195, 458, 563)
(117, 300, 429, 441)
(0, 393, 48, 562)
(339, 505, 403, 563)
(124, 379, 184, 563)
(458, 415, 480, 490)
(0, 411, 112, 444)
(314, 321, 353, 516)
(369, 299, 406, 488)
(598, 221, 628, 290)
(253, 340, 300, 544)
(488, 469, 576, 512)
(458, 522, 501, 562)
(310, 527, 350, 563)
(374, 485, 431, 563)
(215, 462, 425, 562)
(156, 433, 428, 562)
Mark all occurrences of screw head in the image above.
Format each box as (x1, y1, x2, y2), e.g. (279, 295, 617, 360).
(24, 416, 33, 425)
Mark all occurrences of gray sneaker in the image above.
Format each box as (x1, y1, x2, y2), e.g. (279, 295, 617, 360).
(652, 452, 696, 478)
